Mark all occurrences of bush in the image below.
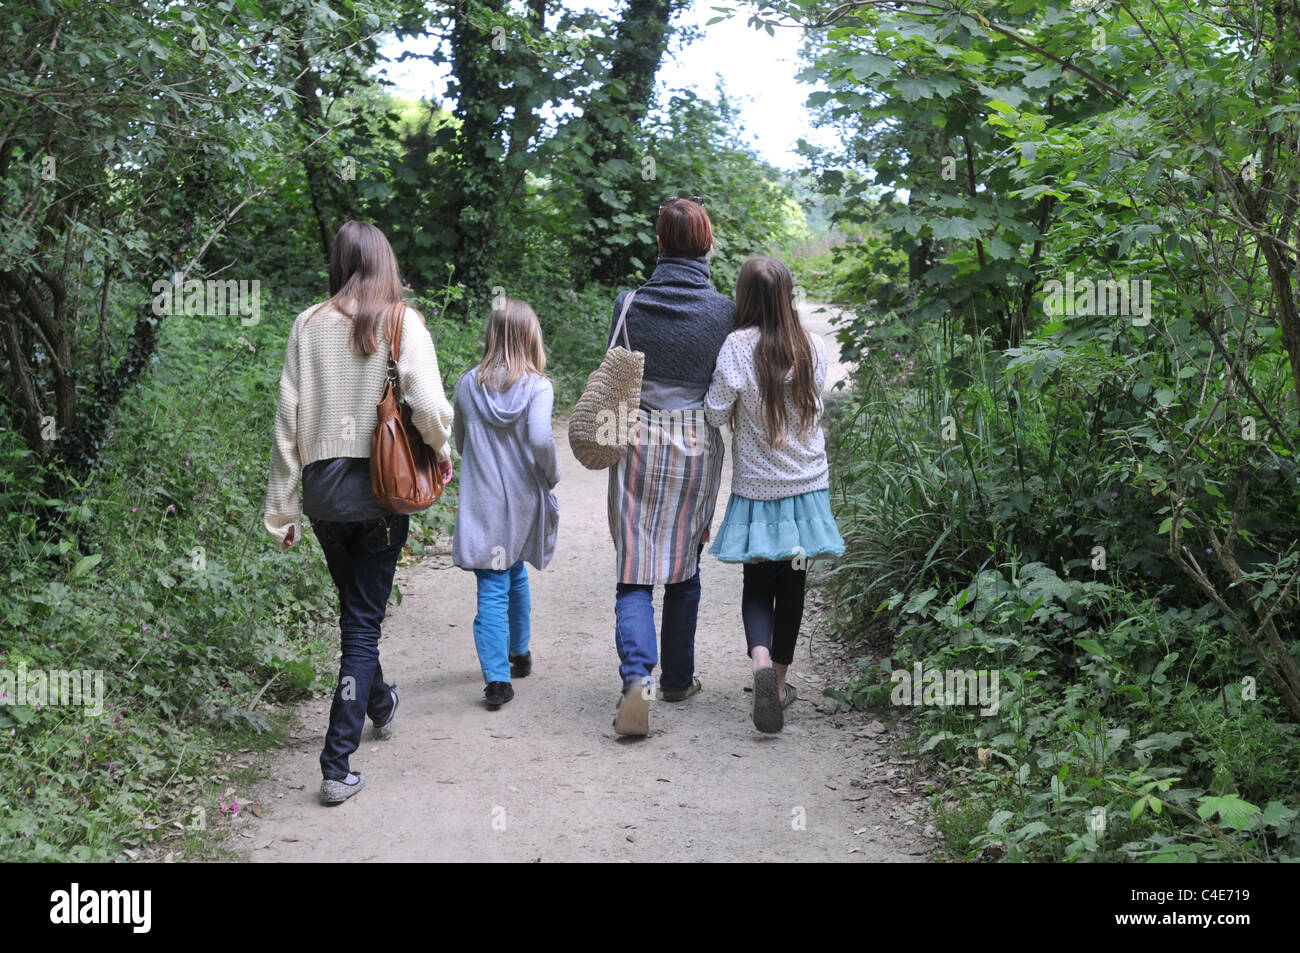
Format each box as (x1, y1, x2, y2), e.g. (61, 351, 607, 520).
(817, 313, 1300, 862)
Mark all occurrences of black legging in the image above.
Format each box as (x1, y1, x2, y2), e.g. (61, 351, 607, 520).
(741, 560, 807, 665)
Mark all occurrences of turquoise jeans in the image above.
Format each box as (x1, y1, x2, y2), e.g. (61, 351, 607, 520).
(472, 561, 531, 683)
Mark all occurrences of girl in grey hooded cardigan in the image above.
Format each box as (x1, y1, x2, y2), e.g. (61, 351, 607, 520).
(452, 299, 560, 709)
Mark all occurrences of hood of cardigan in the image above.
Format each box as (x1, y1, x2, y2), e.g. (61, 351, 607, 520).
(460, 368, 540, 427)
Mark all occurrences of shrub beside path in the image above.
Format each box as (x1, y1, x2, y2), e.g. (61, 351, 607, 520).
(243, 303, 926, 862)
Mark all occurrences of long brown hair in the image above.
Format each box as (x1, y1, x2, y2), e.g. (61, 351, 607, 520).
(322, 220, 413, 355)
(734, 256, 817, 445)
(477, 298, 547, 390)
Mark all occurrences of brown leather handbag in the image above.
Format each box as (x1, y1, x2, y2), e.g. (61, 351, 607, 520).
(370, 306, 444, 513)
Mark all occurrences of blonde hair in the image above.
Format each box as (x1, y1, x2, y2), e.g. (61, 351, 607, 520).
(476, 298, 547, 390)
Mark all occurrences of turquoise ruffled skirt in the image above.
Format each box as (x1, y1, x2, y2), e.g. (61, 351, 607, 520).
(709, 489, 845, 563)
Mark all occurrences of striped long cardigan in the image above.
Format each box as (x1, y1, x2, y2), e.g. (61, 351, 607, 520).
(607, 407, 725, 585)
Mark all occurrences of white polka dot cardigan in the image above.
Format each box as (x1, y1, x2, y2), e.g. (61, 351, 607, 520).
(704, 326, 830, 501)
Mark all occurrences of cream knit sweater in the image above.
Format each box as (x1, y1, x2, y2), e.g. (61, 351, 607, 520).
(263, 300, 454, 547)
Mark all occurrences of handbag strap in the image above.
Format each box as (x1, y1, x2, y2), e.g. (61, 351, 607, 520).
(385, 304, 406, 389)
(609, 291, 636, 350)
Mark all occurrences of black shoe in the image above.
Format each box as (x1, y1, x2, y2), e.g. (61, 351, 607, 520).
(484, 681, 515, 709)
(509, 652, 532, 678)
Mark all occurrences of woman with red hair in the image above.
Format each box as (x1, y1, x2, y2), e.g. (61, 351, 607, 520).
(606, 196, 734, 736)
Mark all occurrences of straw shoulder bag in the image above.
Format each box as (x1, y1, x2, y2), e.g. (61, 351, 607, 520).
(568, 291, 644, 470)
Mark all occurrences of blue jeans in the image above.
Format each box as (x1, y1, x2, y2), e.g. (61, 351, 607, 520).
(472, 561, 531, 684)
(311, 514, 407, 781)
(614, 549, 702, 693)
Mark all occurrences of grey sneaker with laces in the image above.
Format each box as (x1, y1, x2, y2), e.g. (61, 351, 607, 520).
(661, 676, 702, 702)
(372, 684, 399, 740)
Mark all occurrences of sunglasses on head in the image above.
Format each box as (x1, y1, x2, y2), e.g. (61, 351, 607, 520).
(659, 195, 705, 209)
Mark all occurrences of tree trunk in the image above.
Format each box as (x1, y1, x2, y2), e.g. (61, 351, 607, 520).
(581, 0, 685, 282)
(447, 0, 510, 295)
(294, 48, 342, 262)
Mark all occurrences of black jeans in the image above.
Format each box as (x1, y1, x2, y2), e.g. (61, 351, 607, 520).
(741, 560, 808, 666)
(311, 513, 408, 780)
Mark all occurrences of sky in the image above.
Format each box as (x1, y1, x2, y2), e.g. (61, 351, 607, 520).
(375, 1, 838, 173)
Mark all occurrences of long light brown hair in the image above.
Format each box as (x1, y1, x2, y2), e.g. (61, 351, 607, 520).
(477, 298, 547, 390)
(734, 256, 817, 445)
(322, 220, 415, 355)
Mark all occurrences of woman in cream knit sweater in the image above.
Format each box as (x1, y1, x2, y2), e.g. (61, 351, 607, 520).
(263, 220, 454, 805)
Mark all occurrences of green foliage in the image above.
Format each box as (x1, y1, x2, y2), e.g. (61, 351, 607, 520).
(0, 294, 343, 859)
(711, 0, 1300, 859)
(0, 0, 401, 479)
(816, 301, 1300, 859)
(535, 83, 812, 297)
(824, 545, 1300, 861)
(792, 219, 908, 321)
(647, 88, 810, 292)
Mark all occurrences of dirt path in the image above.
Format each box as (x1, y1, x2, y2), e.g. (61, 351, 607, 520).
(243, 304, 926, 862)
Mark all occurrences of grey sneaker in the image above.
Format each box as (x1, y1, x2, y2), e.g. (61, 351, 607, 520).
(372, 684, 399, 740)
(320, 772, 365, 805)
(661, 676, 702, 702)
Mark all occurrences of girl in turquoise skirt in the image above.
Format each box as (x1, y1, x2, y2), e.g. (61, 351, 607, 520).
(704, 255, 845, 733)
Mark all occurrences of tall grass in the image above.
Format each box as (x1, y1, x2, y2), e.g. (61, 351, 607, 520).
(819, 318, 1300, 861)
